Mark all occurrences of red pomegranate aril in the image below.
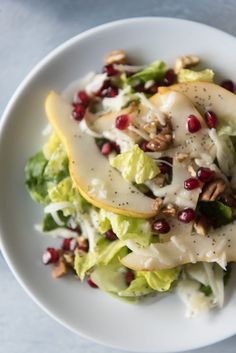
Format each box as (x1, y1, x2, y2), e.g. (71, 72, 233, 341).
(197, 167, 215, 182)
(78, 90, 90, 106)
(105, 229, 118, 241)
(140, 140, 151, 152)
(115, 114, 129, 130)
(152, 218, 171, 234)
(184, 177, 200, 190)
(62, 238, 77, 251)
(106, 86, 118, 97)
(103, 64, 118, 76)
(134, 83, 145, 93)
(112, 142, 121, 154)
(178, 208, 195, 223)
(187, 115, 201, 133)
(101, 142, 113, 156)
(221, 79, 235, 92)
(146, 83, 159, 95)
(72, 103, 86, 121)
(42, 247, 59, 265)
(205, 111, 218, 129)
(87, 276, 98, 288)
(125, 271, 135, 286)
(163, 69, 176, 86)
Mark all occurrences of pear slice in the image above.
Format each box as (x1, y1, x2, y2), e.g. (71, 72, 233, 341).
(121, 221, 236, 270)
(159, 82, 236, 131)
(45, 92, 156, 218)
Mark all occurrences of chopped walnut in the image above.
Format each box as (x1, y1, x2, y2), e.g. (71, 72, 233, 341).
(175, 153, 189, 163)
(200, 178, 226, 201)
(152, 197, 163, 212)
(193, 216, 210, 236)
(146, 120, 173, 152)
(162, 203, 178, 217)
(174, 55, 200, 74)
(63, 253, 74, 267)
(104, 50, 127, 65)
(52, 259, 68, 278)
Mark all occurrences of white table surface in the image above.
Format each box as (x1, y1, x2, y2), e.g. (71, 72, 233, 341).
(1, 0, 236, 352)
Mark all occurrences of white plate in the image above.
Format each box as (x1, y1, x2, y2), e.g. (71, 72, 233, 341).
(1, 17, 236, 353)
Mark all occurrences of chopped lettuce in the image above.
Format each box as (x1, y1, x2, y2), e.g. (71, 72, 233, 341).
(118, 276, 154, 297)
(48, 177, 86, 216)
(98, 209, 152, 247)
(126, 60, 167, 87)
(74, 237, 126, 280)
(44, 144, 69, 183)
(91, 262, 127, 293)
(43, 131, 61, 160)
(199, 201, 233, 227)
(177, 68, 214, 83)
(110, 145, 159, 184)
(25, 151, 49, 204)
(138, 268, 179, 291)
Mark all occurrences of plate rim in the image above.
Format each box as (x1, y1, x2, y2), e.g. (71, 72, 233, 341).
(1, 16, 236, 352)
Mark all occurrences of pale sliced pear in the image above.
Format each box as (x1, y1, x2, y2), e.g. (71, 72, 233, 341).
(159, 82, 236, 132)
(45, 92, 156, 218)
(121, 221, 236, 270)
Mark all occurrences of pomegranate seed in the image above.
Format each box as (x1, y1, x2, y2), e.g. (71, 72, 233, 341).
(221, 80, 234, 92)
(134, 83, 145, 93)
(62, 238, 77, 251)
(187, 115, 201, 133)
(140, 140, 151, 152)
(72, 103, 86, 121)
(105, 229, 118, 241)
(103, 64, 118, 76)
(205, 111, 218, 129)
(101, 142, 113, 155)
(42, 247, 59, 265)
(95, 79, 111, 97)
(125, 271, 135, 286)
(146, 83, 159, 95)
(184, 177, 200, 190)
(197, 167, 215, 182)
(163, 69, 176, 86)
(87, 276, 98, 288)
(152, 218, 171, 234)
(78, 90, 90, 106)
(106, 86, 118, 97)
(178, 208, 196, 223)
(115, 114, 129, 130)
(111, 142, 121, 154)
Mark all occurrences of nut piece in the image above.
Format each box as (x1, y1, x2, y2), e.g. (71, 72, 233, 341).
(174, 55, 200, 74)
(63, 253, 74, 267)
(193, 216, 209, 236)
(152, 197, 163, 212)
(200, 178, 226, 201)
(175, 153, 189, 163)
(52, 259, 67, 278)
(146, 120, 173, 152)
(162, 203, 178, 217)
(104, 50, 127, 65)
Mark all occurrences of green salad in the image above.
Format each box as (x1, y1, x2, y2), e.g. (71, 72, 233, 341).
(25, 50, 236, 317)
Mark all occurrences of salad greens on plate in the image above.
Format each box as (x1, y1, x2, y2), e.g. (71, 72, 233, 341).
(25, 50, 236, 317)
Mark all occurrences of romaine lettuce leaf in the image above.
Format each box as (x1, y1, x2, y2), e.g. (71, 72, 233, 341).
(177, 68, 214, 83)
(110, 144, 159, 184)
(98, 209, 152, 247)
(43, 131, 61, 160)
(138, 268, 179, 291)
(48, 177, 86, 216)
(74, 237, 126, 280)
(126, 60, 167, 87)
(25, 151, 49, 204)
